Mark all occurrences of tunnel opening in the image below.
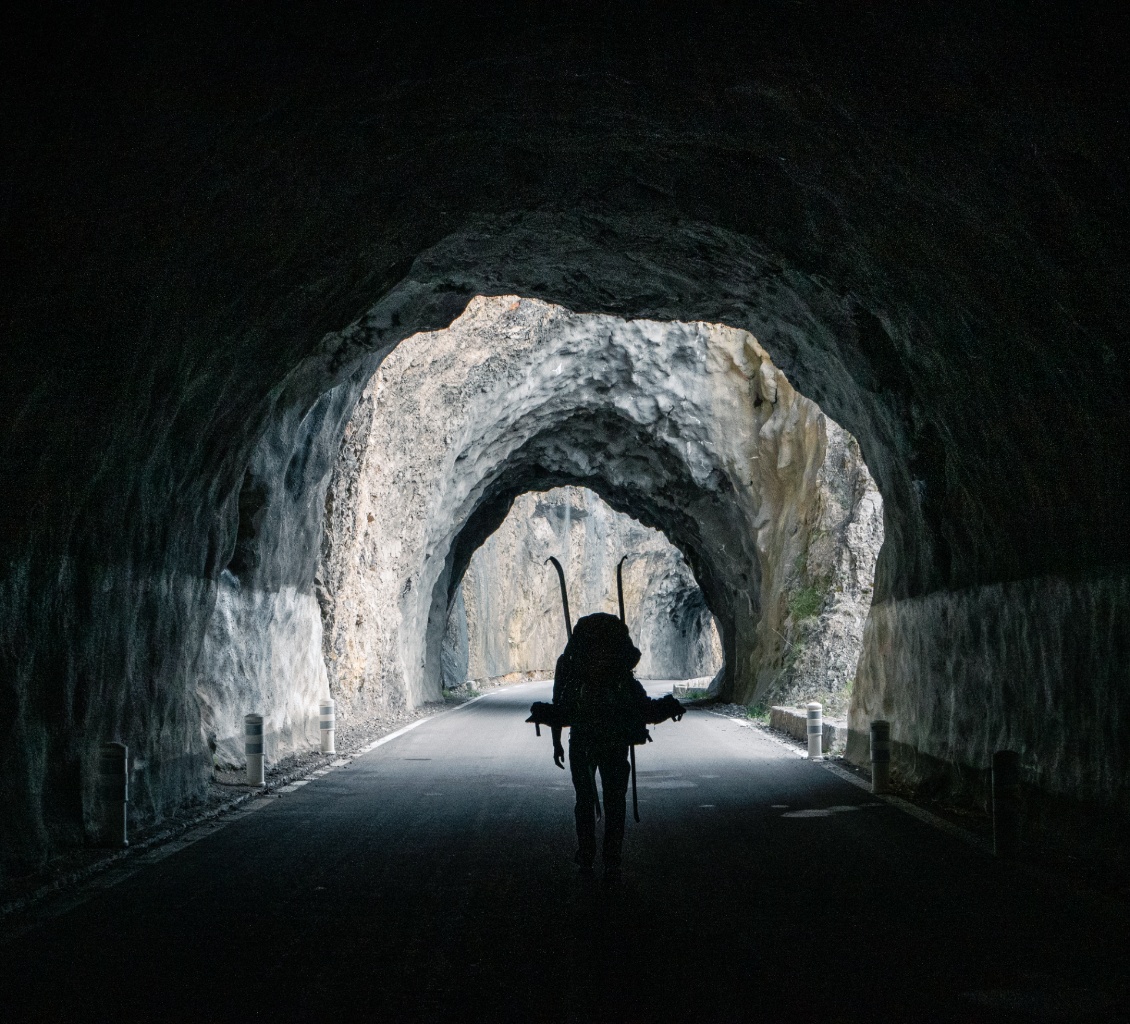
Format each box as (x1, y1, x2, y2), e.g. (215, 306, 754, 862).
(297, 292, 884, 768)
(184, 291, 885, 795)
(440, 485, 725, 696)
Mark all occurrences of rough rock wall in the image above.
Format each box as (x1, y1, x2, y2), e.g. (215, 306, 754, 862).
(4, 3, 1129, 872)
(850, 572, 1130, 802)
(197, 578, 328, 768)
(319, 296, 879, 714)
(761, 422, 884, 716)
(449, 486, 723, 685)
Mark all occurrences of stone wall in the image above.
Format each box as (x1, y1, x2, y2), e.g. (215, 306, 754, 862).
(849, 571, 1130, 803)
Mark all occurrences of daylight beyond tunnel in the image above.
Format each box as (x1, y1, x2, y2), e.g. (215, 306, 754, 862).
(445, 486, 725, 689)
(197, 296, 882, 775)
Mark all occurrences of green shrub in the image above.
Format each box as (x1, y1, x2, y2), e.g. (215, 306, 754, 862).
(789, 584, 825, 619)
(746, 702, 770, 723)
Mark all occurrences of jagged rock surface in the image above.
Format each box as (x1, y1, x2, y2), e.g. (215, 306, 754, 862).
(318, 296, 879, 715)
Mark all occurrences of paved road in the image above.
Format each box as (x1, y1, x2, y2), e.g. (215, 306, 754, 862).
(3, 682, 1126, 1023)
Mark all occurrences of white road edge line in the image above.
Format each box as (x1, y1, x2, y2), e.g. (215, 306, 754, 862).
(1, 690, 503, 934)
(351, 692, 491, 758)
(702, 708, 989, 854)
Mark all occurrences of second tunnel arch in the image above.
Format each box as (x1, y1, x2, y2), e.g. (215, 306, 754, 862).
(316, 294, 882, 726)
(442, 485, 725, 691)
(429, 422, 745, 701)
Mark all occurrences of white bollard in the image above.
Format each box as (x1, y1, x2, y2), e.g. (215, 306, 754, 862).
(992, 750, 1021, 859)
(870, 720, 891, 794)
(98, 742, 129, 847)
(245, 714, 265, 787)
(806, 702, 823, 760)
(319, 699, 336, 755)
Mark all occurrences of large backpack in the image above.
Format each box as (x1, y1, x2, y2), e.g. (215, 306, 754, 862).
(556, 614, 649, 746)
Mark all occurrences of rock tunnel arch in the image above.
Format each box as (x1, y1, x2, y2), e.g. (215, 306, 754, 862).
(201, 208, 1063, 790)
(4, 206, 1125, 869)
(444, 484, 725, 690)
(306, 287, 880, 738)
(425, 415, 748, 701)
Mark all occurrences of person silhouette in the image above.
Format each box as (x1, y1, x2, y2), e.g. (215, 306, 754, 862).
(543, 612, 685, 882)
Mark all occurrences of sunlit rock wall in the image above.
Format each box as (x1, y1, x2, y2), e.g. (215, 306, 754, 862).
(319, 296, 880, 713)
(449, 486, 723, 685)
(761, 421, 884, 716)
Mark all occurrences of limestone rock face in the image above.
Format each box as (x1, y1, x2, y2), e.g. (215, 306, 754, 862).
(319, 296, 880, 714)
(451, 486, 723, 685)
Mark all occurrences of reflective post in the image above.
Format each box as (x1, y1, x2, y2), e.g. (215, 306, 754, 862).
(806, 702, 823, 760)
(870, 720, 891, 794)
(319, 699, 336, 755)
(245, 714, 265, 787)
(992, 750, 1021, 858)
(98, 742, 129, 847)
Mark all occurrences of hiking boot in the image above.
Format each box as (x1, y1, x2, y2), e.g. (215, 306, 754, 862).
(574, 850, 595, 875)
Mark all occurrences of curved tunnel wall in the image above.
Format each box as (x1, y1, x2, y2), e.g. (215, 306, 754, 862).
(2, 4, 1128, 869)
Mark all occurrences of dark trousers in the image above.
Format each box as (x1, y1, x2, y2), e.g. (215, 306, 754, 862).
(569, 734, 631, 867)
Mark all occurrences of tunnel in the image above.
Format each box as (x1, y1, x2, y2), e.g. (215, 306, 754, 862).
(1, 2, 1128, 1021)
(445, 484, 727, 691)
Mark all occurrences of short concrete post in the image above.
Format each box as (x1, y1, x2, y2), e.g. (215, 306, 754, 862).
(870, 720, 891, 794)
(319, 699, 336, 755)
(98, 742, 129, 847)
(992, 750, 1021, 859)
(244, 714, 265, 787)
(806, 702, 823, 760)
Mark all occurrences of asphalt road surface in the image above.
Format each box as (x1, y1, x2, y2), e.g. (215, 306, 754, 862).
(2, 682, 1126, 1023)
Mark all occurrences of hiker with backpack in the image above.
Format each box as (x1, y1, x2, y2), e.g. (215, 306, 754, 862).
(527, 558, 686, 882)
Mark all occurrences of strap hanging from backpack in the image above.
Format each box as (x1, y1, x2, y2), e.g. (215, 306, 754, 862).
(630, 744, 640, 822)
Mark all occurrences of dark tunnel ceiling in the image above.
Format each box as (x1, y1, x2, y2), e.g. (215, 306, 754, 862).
(1, 0, 1128, 591)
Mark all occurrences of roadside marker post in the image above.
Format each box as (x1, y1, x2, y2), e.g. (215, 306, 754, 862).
(98, 742, 129, 848)
(319, 699, 336, 755)
(245, 714, 265, 787)
(806, 702, 823, 760)
(870, 720, 891, 794)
